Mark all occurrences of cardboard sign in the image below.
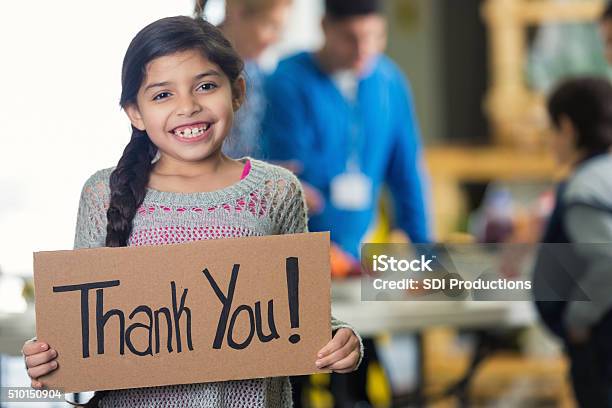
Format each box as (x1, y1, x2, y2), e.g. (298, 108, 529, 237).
(33, 232, 331, 393)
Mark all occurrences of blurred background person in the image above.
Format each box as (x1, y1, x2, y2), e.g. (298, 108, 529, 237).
(534, 77, 612, 408)
(261, 0, 431, 406)
(194, 0, 292, 159)
(261, 0, 430, 262)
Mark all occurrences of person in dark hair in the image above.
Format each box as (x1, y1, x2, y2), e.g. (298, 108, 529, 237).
(548, 77, 612, 161)
(21, 15, 362, 408)
(534, 77, 612, 407)
(262, 0, 431, 406)
(601, 1, 612, 64)
(194, 0, 292, 159)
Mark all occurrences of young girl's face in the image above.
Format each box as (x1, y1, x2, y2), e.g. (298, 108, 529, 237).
(126, 49, 242, 164)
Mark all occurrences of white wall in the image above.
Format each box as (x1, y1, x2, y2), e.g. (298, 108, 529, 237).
(0, 0, 320, 276)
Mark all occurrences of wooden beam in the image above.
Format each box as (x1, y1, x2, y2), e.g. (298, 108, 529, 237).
(424, 146, 560, 182)
(518, 0, 604, 24)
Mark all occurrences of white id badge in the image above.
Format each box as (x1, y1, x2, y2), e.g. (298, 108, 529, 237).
(330, 172, 372, 211)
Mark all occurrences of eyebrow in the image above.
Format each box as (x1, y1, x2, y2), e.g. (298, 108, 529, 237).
(144, 70, 223, 92)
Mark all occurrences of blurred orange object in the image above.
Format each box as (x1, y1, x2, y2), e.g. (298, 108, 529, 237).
(330, 244, 361, 278)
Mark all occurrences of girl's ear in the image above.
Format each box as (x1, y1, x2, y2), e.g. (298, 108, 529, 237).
(125, 104, 146, 131)
(232, 76, 247, 112)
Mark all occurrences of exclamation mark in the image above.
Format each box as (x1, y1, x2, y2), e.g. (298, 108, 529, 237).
(286, 257, 300, 344)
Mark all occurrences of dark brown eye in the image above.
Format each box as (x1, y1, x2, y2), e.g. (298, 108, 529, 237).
(153, 92, 171, 101)
(197, 83, 218, 92)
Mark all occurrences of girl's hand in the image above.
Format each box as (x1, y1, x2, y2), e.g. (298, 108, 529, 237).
(22, 340, 59, 389)
(315, 328, 360, 373)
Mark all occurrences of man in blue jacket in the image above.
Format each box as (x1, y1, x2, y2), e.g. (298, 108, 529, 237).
(262, 0, 431, 406)
(262, 0, 430, 260)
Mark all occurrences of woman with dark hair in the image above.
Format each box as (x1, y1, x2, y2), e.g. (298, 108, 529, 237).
(535, 76, 612, 407)
(194, 0, 292, 159)
(20, 15, 362, 407)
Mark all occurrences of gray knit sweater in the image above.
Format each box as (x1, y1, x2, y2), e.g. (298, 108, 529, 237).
(73, 158, 362, 408)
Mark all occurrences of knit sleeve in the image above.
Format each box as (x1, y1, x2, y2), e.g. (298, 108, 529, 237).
(74, 169, 111, 249)
(268, 167, 308, 235)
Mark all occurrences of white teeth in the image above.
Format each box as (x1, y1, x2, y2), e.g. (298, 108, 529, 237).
(173, 125, 210, 138)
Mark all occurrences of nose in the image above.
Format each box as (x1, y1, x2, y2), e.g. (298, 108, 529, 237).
(176, 93, 202, 117)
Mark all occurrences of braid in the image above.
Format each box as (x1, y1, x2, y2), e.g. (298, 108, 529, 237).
(75, 130, 155, 408)
(106, 127, 157, 247)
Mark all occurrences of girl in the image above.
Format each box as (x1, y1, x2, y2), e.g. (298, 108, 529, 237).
(22, 16, 362, 408)
(534, 77, 612, 407)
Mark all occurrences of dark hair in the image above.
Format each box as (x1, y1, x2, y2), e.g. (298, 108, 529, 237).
(548, 76, 612, 159)
(602, 1, 612, 21)
(325, 0, 382, 19)
(106, 16, 244, 248)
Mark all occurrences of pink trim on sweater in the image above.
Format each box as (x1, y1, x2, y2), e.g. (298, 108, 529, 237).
(240, 159, 252, 180)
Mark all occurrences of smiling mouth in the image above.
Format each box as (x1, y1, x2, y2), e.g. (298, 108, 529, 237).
(170, 122, 212, 139)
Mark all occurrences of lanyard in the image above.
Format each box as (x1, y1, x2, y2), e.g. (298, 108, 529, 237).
(330, 69, 365, 173)
(346, 100, 364, 173)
